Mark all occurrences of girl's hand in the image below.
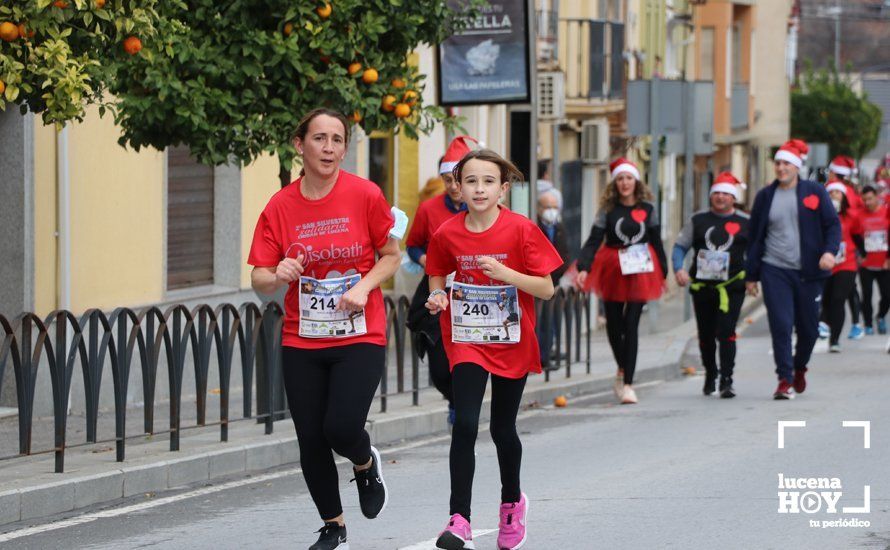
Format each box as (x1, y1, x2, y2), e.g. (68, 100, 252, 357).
(478, 255, 512, 283)
(338, 284, 369, 312)
(426, 293, 449, 314)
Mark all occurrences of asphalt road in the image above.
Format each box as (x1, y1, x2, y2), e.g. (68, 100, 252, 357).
(3, 312, 889, 550)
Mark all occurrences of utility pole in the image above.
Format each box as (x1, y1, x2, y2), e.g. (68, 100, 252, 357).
(833, 0, 841, 72)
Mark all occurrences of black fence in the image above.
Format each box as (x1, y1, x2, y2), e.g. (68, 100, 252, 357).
(0, 288, 591, 473)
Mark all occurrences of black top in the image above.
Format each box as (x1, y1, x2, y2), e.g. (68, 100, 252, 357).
(536, 220, 572, 283)
(577, 201, 668, 278)
(676, 209, 750, 283)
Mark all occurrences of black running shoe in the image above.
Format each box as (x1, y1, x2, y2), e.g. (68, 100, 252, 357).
(352, 445, 388, 519)
(308, 522, 348, 550)
(703, 373, 717, 396)
(719, 376, 735, 398)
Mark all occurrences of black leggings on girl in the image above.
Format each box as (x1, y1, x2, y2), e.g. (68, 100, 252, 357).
(823, 271, 857, 345)
(449, 363, 527, 521)
(603, 301, 646, 384)
(282, 344, 384, 520)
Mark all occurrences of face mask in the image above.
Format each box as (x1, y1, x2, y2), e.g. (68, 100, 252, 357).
(832, 199, 842, 212)
(541, 208, 560, 225)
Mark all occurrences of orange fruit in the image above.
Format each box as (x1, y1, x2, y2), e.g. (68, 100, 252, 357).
(349, 111, 362, 123)
(391, 78, 406, 89)
(402, 90, 418, 106)
(316, 2, 332, 19)
(362, 68, 378, 84)
(53, 0, 69, 7)
(0, 80, 6, 95)
(381, 95, 396, 112)
(394, 103, 411, 118)
(347, 62, 362, 75)
(123, 36, 142, 55)
(283, 22, 293, 36)
(95, 0, 106, 7)
(17, 23, 34, 39)
(0, 22, 20, 42)
(554, 395, 568, 407)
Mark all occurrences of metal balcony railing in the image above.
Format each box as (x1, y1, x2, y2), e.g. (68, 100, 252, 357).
(0, 289, 591, 473)
(731, 83, 750, 130)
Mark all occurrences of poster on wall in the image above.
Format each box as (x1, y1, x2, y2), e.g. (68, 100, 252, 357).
(437, 0, 531, 106)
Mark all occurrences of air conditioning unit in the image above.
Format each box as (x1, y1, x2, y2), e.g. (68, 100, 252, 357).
(537, 71, 565, 120)
(581, 120, 609, 164)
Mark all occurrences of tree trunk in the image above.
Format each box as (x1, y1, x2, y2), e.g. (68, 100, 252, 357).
(279, 164, 291, 188)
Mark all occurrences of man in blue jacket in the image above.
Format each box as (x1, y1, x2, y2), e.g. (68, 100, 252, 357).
(745, 141, 842, 400)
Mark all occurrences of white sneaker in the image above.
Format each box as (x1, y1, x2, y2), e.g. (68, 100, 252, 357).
(613, 370, 624, 398)
(621, 385, 638, 404)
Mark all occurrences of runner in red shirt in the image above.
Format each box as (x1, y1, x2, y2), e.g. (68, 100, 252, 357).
(828, 156, 866, 339)
(821, 182, 865, 351)
(425, 149, 562, 550)
(248, 109, 399, 550)
(858, 185, 890, 334)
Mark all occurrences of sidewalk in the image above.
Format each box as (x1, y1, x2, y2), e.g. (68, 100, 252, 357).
(0, 292, 760, 528)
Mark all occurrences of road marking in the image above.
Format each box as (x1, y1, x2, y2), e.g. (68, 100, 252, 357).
(397, 529, 497, 550)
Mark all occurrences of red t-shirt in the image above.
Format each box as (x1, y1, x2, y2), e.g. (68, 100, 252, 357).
(406, 194, 460, 249)
(859, 205, 889, 269)
(248, 170, 394, 349)
(425, 207, 564, 379)
(833, 212, 863, 273)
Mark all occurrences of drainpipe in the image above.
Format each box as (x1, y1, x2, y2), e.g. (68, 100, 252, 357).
(57, 127, 71, 312)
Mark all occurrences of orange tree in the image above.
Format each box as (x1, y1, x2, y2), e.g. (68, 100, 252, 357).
(0, 0, 158, 126)
(108, 0, 481, 186)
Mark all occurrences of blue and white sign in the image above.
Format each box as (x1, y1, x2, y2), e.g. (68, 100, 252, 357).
(438, 0, 531, 106)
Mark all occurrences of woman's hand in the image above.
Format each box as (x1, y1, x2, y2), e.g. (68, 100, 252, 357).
(576, 270, 588, 289)
(338, 283, 370, 312)
(426, 293, 449, 314)
(275, 254, 305, 285)
(675, 269, 690, 287)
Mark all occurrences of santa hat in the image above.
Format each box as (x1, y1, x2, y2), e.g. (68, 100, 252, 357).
(774, 141, 803, 168)
(828, 155, 854, 178)
(710, 171, 745, 201)
(789, 139, 809, 161)
(826, 181, 847, 195)
(439, 136, 479, 174)
(610, 157, 641, 182)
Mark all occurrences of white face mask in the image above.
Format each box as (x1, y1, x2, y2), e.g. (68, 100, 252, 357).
(832, 198, 842, 212)
(541, 207, 560, 225)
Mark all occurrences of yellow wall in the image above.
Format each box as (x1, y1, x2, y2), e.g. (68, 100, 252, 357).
(33, 122, 58, 316)
(240, 153, 287, 288)
(397, 130, 420, 243)
(67, 105, 165, 312)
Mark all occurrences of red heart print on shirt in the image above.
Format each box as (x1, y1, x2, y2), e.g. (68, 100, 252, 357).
(631, 208, 647, 223)
(802, 194, 820, 210)
(724, 221, 740, 236)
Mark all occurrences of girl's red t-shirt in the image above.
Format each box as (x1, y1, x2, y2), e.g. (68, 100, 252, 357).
(406, 195, 459, 249)
(833, 212, 863, 273)
(248, 170, 394, 349)
(425, 207, 564, 379)
(858, 205, 889, 269)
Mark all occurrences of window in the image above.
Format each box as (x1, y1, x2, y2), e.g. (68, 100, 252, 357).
(368, 134, 394, 204)
(166, 146, 214, 289)
(700, 27, 715, 80)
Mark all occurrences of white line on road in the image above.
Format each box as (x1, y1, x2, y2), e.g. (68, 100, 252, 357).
(397, 529, 497, 550)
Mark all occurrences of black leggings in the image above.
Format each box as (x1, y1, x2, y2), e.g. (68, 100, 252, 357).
(860, 268, 890, 326)
(450, 363, 527, 521)
(691, 287, 745, 380)
(427, 337, 453, 406)
(848, 279, 861, 325)
(822, 271, 857, 345)
(282, 344, 384, 520)
(603, 301, 645, 384)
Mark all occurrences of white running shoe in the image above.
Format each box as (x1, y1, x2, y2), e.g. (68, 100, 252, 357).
(621, 385, 638, 404)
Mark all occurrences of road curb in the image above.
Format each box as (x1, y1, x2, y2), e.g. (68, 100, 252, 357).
(0, 334, 698, 529)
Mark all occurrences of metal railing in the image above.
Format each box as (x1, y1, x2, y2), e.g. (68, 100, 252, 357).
(0, 289, 591, 473)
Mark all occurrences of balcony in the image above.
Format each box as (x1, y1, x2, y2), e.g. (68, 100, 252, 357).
(559, 19, 625, 102)
(731, 82, 749, 130)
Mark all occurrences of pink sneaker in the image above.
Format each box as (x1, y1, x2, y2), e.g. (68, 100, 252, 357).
(436, 513, 474, 549)
(497, 493, 528, 550)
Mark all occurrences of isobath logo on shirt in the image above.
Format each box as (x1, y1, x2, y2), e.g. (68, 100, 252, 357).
(286, 242, 364, 265)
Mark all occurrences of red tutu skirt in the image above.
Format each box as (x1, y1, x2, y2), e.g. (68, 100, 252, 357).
(584, 245, 664, 302)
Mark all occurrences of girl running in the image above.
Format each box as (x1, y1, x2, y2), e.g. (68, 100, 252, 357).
(576, 158, 668, 404)
(425, 150, 563, 550)
(248, 108, 399, 550)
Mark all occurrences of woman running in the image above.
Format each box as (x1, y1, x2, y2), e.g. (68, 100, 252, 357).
(576, 157, 668, 404)
(248, 108, 400, 550)
(857, 185, 890, 335)
(425, 149, 563, 550)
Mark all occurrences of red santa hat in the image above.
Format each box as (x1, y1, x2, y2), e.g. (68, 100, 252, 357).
(828, 155, 854, 178)
(710, 171, 745, 201)
(774, 141, 803, 168)
(825, 181, 848, 195)
(610, 157, 641, 182)
(439, 135, 479, 174)
(789, 138, 809, 161)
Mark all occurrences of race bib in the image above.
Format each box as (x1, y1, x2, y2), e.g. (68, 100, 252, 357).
(450, 282, 521, 344)
(445, 272, 456, 288)
(298, 274, 367, 338)
(696, 249, 730, 281)
(836, 242, 847, 264)
(864, 230, 888, 253)
(618, 244, 654, 275)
